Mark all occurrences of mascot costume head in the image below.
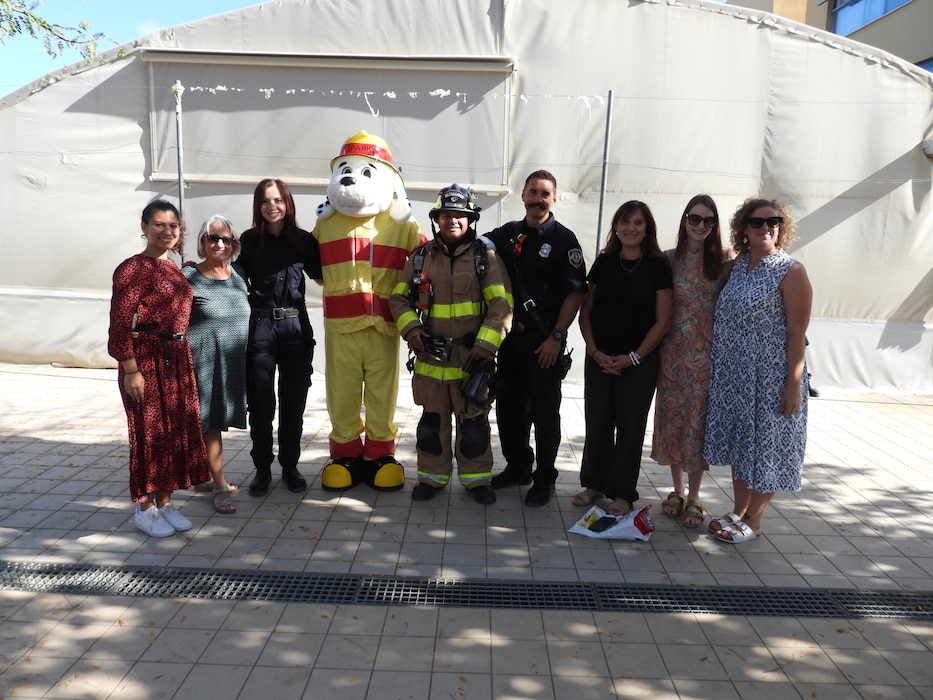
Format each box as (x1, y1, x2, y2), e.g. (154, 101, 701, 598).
(315, 131, 425, 492)
(316, 130, 412, 223)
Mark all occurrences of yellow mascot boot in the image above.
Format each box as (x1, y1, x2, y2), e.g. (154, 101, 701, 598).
(321, 457, 363, 491)
(366, 455, 406, 491)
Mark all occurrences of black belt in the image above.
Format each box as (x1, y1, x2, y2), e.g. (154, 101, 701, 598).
(255, 307, 301, 320)
(136, 327, 185, 341)
(136, 327, 185, 367)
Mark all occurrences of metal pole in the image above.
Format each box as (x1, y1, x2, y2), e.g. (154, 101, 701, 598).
(170, 80, 186, 221)
(595, 89, 613, 256)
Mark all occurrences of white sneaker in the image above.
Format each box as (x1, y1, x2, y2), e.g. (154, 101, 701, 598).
(134, 506, 175, 537)
(159, 502, 193, 532)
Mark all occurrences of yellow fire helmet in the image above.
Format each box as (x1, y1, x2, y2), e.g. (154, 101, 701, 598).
(330, 130, 398, 173)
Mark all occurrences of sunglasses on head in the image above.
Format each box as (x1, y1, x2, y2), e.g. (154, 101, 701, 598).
(748, 217, 783, 229)
(685, 213, 716, 227)
(204, 233, 235, 245)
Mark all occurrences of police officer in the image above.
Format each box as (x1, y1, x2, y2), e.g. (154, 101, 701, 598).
(390, 185, 512, 505)
(485, 170, 587, 507)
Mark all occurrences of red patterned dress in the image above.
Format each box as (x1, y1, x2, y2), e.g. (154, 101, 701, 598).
(651, 248, 728, 472)
(108, 254, 209, 502)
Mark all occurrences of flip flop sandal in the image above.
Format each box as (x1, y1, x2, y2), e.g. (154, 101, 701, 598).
(606, 498, 633, 517)
(712, 520, 758, 544)
(708, 511, 742, 534)
(661, 491, 686, 518)
(682, 499, 705, 529)
(571, 488, 603, 507)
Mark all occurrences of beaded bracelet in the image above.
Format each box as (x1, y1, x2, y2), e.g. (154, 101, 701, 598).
(628, 351, 641, 367)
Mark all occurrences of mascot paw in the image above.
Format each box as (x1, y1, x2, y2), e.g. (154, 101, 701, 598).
(316, 199, 336, 219)
(322, 457, 363, 491)
(365, 455, 406, 491)
(388, 197, 412, 223)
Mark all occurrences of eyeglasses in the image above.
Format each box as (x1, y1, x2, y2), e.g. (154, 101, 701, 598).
(748, 217, 783, 229)
(512, 232, 527, 257)
(686, 214, 716, 227)
(205, 233, 235, 245)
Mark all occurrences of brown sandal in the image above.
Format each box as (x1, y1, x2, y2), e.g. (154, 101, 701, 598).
(606, 498, 632, 517)
(682, 499, 705, 528)
(661, 491, 685, 518)
(571, 488, 603, 507)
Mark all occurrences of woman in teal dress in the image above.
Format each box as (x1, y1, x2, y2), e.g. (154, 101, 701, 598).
(183, 215, 250, 513)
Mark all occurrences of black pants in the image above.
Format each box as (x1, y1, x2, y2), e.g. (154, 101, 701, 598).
(494, 331, 563, 486)
(245, 315, 314, 471)
(579, 351, 659, 503)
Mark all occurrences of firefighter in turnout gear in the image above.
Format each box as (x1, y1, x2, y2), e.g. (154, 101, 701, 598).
(390, 185, 513, 505)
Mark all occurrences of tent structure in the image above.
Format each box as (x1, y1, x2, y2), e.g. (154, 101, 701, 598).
(1, 0, 931, 391)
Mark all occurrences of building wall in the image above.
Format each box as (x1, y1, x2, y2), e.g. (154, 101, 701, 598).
(846, 1, 933, 65)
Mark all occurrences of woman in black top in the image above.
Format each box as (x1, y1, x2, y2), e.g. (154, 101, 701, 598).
(234, 178, 322, 497)
(576, 201, 673, 515)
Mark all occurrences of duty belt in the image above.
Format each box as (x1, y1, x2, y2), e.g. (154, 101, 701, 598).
(135, 327, 185, 367)
(255, 307, 301, 320)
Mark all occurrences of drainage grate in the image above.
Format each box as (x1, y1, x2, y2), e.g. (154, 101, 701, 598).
(356, 576, 599, 610)
(2, 561, 931, 620)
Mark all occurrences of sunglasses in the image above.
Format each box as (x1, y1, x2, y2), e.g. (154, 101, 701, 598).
(748, 217, 783, 229)
(686, 213, 716, 227)
(204, 233, 235, 245)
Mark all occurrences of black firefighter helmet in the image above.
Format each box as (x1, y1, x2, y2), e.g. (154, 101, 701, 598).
(428, 184, 481, 224)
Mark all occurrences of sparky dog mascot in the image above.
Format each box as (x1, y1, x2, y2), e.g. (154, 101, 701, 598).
(389, 185, 513, 505)
(313, 131, 425, 490)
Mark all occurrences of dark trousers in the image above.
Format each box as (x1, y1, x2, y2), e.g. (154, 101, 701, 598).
(245, 316, 314, 472)
(579, 351, 659, 503)
(494, 332, 563, 486)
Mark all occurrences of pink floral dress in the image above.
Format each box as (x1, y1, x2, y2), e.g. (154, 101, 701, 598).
(650, 248, 728, 472)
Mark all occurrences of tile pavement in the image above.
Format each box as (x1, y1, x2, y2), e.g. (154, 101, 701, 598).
(0, 362, 932, 698)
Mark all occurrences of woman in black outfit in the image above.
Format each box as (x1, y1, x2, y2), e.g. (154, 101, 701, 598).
(235, 178, 322, 496)
(576, 201, 673, 516)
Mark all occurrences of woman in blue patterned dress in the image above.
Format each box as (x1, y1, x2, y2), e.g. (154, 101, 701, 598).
(703, 198, 813, 543)
(183, 216, 250, 513)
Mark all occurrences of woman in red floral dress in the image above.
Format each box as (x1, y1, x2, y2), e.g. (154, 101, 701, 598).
(108, 200, 210, 537)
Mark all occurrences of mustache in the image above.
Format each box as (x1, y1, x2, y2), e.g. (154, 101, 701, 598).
(527, 202, 547, 210)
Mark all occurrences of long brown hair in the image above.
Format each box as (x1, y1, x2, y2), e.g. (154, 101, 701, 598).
(251, 178, 302, 250)
(602, 200, 663, 258)
(674, 194, 727, 280)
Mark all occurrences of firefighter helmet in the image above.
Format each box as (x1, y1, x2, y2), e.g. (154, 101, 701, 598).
(329, 130, 397, 173)
(429, 184, 481, 223)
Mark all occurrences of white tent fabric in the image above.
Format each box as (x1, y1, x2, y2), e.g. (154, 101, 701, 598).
(1, 0, 931, 391)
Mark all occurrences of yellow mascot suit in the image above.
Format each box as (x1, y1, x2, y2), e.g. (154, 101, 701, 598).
(313, 131, 425, 490)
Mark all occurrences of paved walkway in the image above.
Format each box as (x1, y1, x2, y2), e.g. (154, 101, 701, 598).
(0, 362, 932, 699)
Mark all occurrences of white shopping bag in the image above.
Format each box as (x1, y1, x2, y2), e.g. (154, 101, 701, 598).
(568, 504, 654, 541)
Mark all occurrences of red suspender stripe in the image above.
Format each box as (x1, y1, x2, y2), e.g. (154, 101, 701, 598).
(323, 292, 394, 324)
(319, 237, 370, 265)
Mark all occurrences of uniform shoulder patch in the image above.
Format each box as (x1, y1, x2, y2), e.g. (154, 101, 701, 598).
(568, 248, 584, 269)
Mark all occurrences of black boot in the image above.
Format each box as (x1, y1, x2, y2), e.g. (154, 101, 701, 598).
(281, 467, 307, 493)
(249, 466, 272, 497)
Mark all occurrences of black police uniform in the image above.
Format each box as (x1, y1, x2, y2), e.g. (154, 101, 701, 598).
(484, 213, 586, 487)
(235, 228, 322, 486)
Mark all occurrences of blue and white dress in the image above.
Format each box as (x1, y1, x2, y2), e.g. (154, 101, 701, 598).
(703, 250, 807, 493)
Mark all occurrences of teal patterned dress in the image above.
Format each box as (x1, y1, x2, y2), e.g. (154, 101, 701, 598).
(182, 266, 250, 431)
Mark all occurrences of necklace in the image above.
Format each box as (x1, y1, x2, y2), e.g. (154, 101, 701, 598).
(620, 255, 642, 273)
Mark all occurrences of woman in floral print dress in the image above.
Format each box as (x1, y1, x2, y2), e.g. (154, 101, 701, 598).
(651, 195, 732, 528)
(108, 200, 210, 537)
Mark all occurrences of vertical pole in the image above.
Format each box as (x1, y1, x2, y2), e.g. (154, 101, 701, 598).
(170, 80, 186, 221)
(595, 89, 613, 257)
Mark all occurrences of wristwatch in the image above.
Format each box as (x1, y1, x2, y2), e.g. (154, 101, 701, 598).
(551, 329, 565, 342)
